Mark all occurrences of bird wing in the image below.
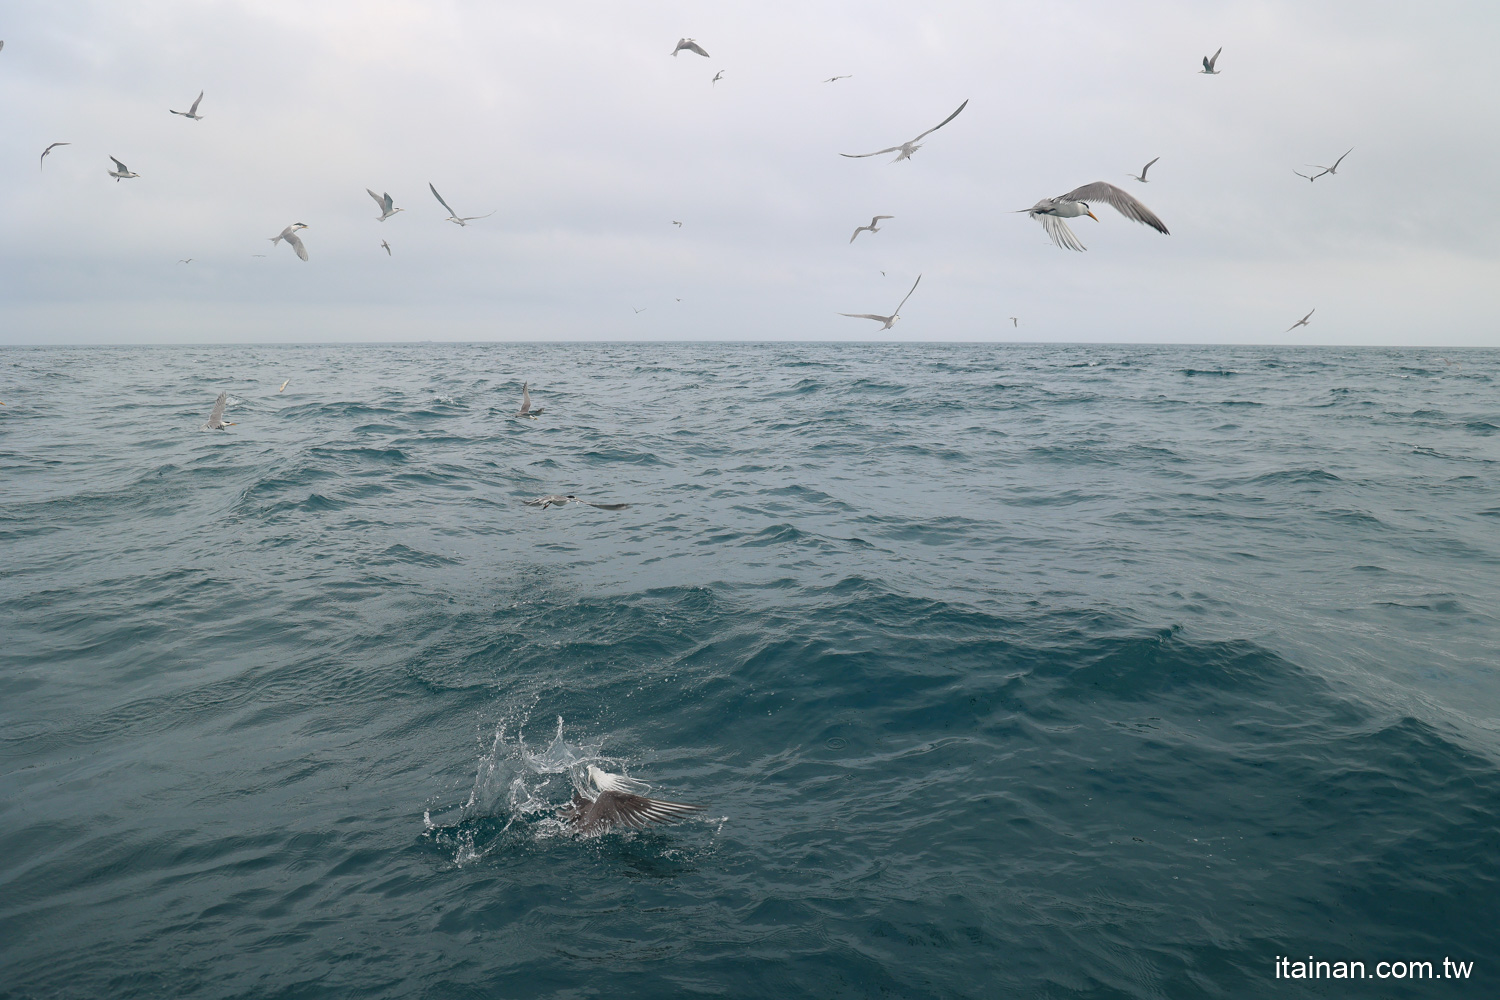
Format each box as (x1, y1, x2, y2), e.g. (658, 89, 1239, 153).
(1330, 148, 1352, 170)
(208, 391, 227, 425)
(519, 382, 531, 413)
(684, 41, 710, 57)
(871, 215, 894, 223)
(1036, 213, 1087, 252)
(189, 91, 203, 114)
(110, 156, 127, 171)
(460, 211, 497, 222)
(382, 192, 395, 213)
(367, 188, 387, 210)
(849, 227, 865, 243)
(578, 500, 629, 510)
(286, 231, 308, 260)
(840, 313, 891, 323)
(1206, 47, 1222, 70)
(893, 274, 922, 314)
(1058, 181, 1169, 233)
(581, 790, 704, 833)
(428, 182, 458, 218)
(910, 99, 969, 142)
(839, 145, 905, 159)
(1140, 157, 1160, 178)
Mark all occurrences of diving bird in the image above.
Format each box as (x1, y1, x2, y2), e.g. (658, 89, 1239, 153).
(849, 215, 893, 243)
(524, 495, 631, 511)
(840, 274, 921, 330)
(200, 391, 234, 431)
(712, 70, 724, 85)
(1308, 148, 1352, 180)
(270, 223, 309, 261)
(672, 38, 710, 57)
(428, 183, 494, 226)
(380, 239, 391, 255)
(558, 765, 704, 836)
(1201, 47, 1222, 74)
(170, 91, 204, 119)
(108, 157, 139, 181)
(513, 382, 543, 418)
(1020, 182, 1169, 252)
(823, 74, 852, 83)
(367, 189, 403, 222)
(1285, 309, 1315, 332)
(278, 380, 289, 392)
(841, 99, 968, 163)
(40, 142, 70, 169)
(1128, 157, 1160, 183)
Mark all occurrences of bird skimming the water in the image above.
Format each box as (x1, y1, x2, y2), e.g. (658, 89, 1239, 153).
(1285, 309, 1315, 332)
(524, 495, 630, 511)
(840, 274, 921, 331)
(170, 91, 204, 119)
(200, 392, 234, 431)
(672, 38, 710, 57)
(849, 215, 893, 243)
(1128, 157, 1160, 183)
(514, 382, 543, 418)
(108, 156, 139, 181)
(270, 223, 309, 260)
(559, 765, 704, 836)
(1201, 47, 1222, 74)
(841, 99, 968, 163)
(1021, 182, 1169, 252)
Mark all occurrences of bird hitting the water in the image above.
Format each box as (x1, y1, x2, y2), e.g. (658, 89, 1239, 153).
(40, 142, 70, 169)
(170, 91, 204, 119)
(1128, 157, 1160, 183)
(841, 99, 968, 163)
(200, 391, 234, 431)
(559, 765, 705, 836)
(513, 382, 543, 418)
(1201, 47, 1223, 74)
(524, 495, 630, 511)
(672, 38, 710, 57)
(1020, 182, 1169, 252)
(840, 274, 921, 331)
(108, 157, 139, 181)
(1285, 309, 1315, 332)
(428, 183, 495, 226)
(849, 215, 893, 243)
(1308, 148, 1352, 180)
(367, 189, 403, 222)
(270, 223, 309, 261)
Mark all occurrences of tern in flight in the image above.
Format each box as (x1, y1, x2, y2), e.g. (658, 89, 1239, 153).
(1010, 317, 1019, 327)
(380, 239, 391, 255)
(367, 189, 403, 222)
(1285, 309, 1315, 332)
(108, 157, 139, 181)
(1128, 157, 1160, 183)
(428, 183, 494, 226)
(524, 495, 631, 511)
(1020, 182, 1169, 252)
(672, 220, 682, 227)
(40, 142, 70, 169)
(513, 382, 543, 418)
(840, 274, 921, 330)
(841, 99, 968, 163)
(849, 215, 893, 243)
(1201, 47, 1223, 74)
(672, 38, 710, 57)
(1308, 148, 1352, 180)
(712, 70, 724, 85)
(200, 392, 234, 431)
(278, 380, 290, 392)
(824, 74, 852, 83)
(270, 223, 309, 261)
(633, 306, 647, 314)
(559, 765, 704, 836)
(170, 91, 204, 119)
(178, 258, 193, 264)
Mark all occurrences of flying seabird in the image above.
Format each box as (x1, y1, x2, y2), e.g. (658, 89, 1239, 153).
(200, 391, 234, 431)
(40, 142, 70, 170)
(278, 380, 289, 392)
(1285, 309, 1315, 332)
(841, 99, 968, 163)
(428, 183, 494, 226)
(633, 306, 647, 314)
(1020, 182, 1169, 252)
(367, 189, 403, 222)
(849, 215, 893, 243)
(108, 157, 139, 181)
(672, 38, 710, 57)
(524, 495, 630, 511)
(712, 70, 724, 85)
(672, 221, 683, 227)
(513, 381, 543, 418)
(1010, 317, 1018, 327)
(823, 74, 852, 83)
(381, 239, 391, 255)
(1128, 157, 1160, 183)
(170, 91, 205, 119)
(840, 274, 921, 330)
(1201, 47, 1222, 74)
(559, 765, 704, 836)
(270, 223, 309, 261)
(1308, 148, 1352, 180)
(178, 258, 193, 264)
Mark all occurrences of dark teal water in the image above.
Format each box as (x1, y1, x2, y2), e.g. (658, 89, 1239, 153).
(2, 343, 1497, 998)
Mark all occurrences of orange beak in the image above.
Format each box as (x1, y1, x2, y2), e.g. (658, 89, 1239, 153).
(1086, 210, 1099, 222)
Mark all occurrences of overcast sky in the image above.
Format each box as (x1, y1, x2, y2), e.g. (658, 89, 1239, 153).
(2, 1, 1496, 345)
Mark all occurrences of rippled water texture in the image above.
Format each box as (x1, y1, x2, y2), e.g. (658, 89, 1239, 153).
(2, 343, 1497, 998)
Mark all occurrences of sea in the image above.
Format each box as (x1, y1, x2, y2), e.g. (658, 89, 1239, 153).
(1, 342, 1497, 999)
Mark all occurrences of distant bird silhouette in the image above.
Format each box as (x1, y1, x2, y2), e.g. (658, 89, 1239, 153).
(1285, 309, 1315, 332)
(1201, 47, 1222, 74)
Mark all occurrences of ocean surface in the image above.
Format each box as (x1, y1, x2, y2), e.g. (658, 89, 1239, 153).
(2, 342, 1497, 999)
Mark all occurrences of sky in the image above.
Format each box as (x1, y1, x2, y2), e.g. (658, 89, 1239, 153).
(2, 0, 1497, 345)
